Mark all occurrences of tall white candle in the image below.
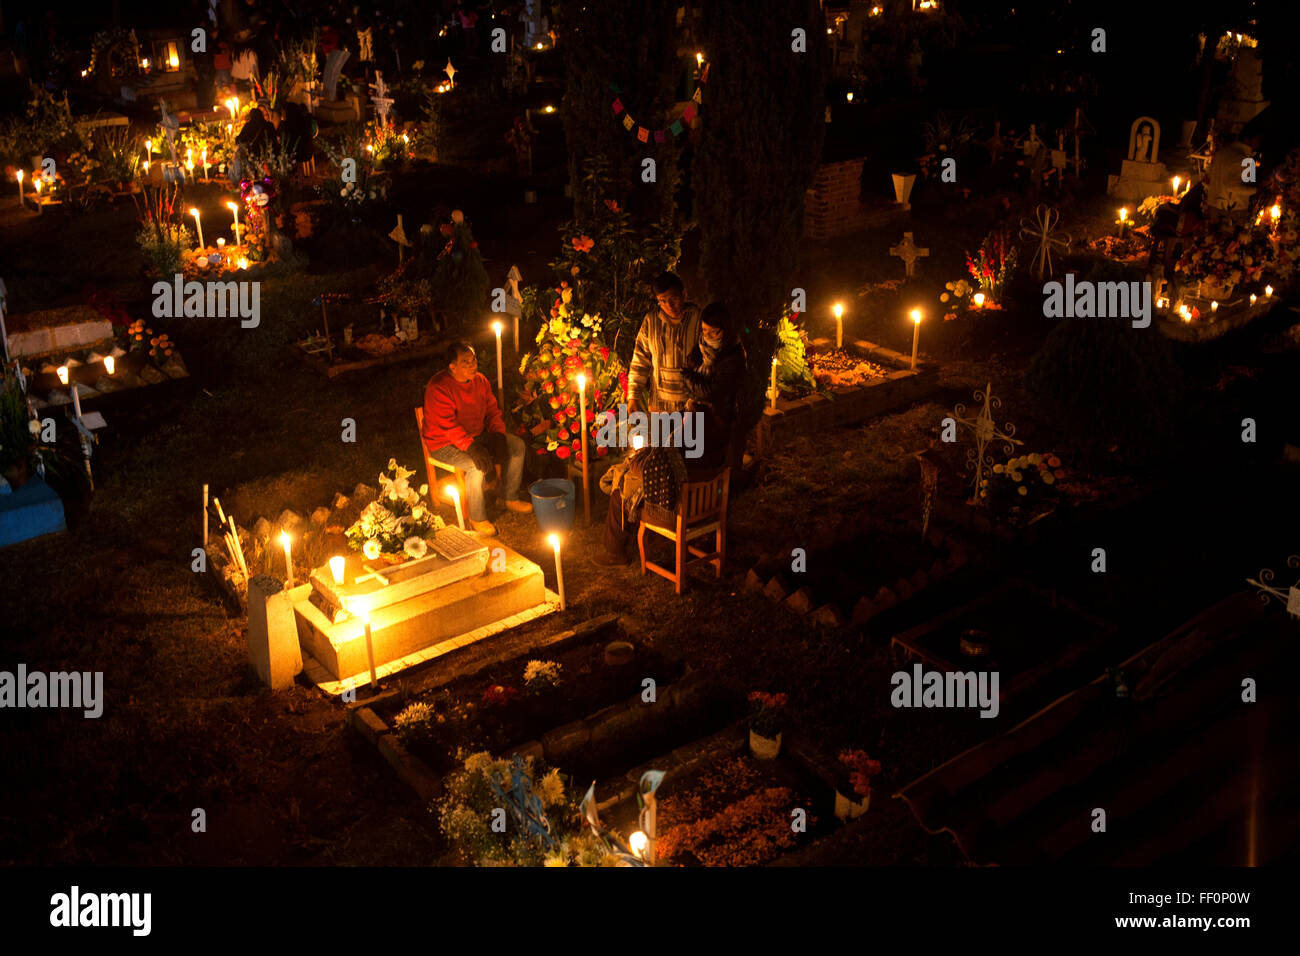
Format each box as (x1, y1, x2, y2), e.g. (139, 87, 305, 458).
(548, 533, 566, 609)
(833, 302, 844, 350)
(329, 555, 345, 585)
(769, 357, 778, 409)
(189, 207, 204, 249)
(492, 320, 504, 395)
(227, 202, 241, 246)
(280, 531, 294, 587)
(446, 484, 465, 530)
(910, 309, 922, 370)
(16, 169, 22, 204)
(576, 373, 589, 522)
(362, 611, 379, 690)
(70, 382, 82, 419)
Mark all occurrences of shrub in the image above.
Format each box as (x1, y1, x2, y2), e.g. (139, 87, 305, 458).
(137, 222, 194, 278)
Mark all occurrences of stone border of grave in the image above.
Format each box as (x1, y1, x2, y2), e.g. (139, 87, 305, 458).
(756, 339, 938, 456)
(347, 614, 718, 809)
(1155, 297, 1276, 342)
(745, 523, 973, 630)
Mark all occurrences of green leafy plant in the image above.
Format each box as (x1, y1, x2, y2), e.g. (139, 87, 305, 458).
(136, 221, 193, 277)
(774, 307, 815, 392)
(90, 126, 141, 184)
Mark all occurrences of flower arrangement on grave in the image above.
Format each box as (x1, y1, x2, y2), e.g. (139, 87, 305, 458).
(773, 305, 816, 393)
(1173, 224, 1266, 296)
(344, 459, 444, 562)
(177, 119, 235, 177)
(239, 176, 279, 262)
(747, 691, 788, 738)
(523, 660, 563, 692)
(437, 751, 606, 867)
(547, 155, 683, 359)
(364, 119, 412, 171)
(133, 179, 192, 276)
(966, 229, 1018, 301)
(838, 750, 883, 799)
(481, 684, 520, 707)
(939, 278, 976, 319)
(514, 282, 623, 462)
(979, 452, 1065, 519)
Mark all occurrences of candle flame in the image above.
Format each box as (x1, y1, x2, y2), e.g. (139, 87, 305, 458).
(629, 830, 648, 858)
(910, 308, 923, 324)
(16, 169, 22, 183)
(492, 320, 503, 335)
(548, 533, 561, 552)
(57, 366, 69, 384)
(238, 257, 249, 269)
(1270, 204, 1281, 221)
(189, 207, 200, 218)
(1172, 176, 1181, 194)
(832, 302, 844, 319)
(973, 292, 986, 306)
(575, 373, 586, 391)
(227, 201, 238, 212)
(631, 434, 646, 450)
(1265, 285, 1273, 296)
(104, 356, 115, 375)
(1119, 207, 1128, 221)
(280, 530, 292, 548)
(445, 484, 459, 502)
(329, 555, 345, 585)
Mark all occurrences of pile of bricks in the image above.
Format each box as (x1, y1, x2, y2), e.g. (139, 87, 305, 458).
(803, 159, 898, 240)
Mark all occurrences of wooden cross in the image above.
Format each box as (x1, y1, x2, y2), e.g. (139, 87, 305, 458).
(890, 232, 930, 278)
(1067, 107, 1094, 177)
(505, 264, 523, 350)
(389, 214, 411, 264)
(949, 382, 1022, 500)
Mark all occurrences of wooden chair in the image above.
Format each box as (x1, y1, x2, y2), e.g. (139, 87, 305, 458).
(414, 407, 498, 509)
(638, 467, 729, 594)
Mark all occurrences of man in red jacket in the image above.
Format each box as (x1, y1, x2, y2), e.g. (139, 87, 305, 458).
(423, 342, 532, 536)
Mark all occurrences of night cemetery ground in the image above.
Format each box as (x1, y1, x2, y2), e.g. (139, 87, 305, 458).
(1, 1, 1299, 925)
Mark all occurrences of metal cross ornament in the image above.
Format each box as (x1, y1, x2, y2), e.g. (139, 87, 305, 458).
(369, 71, 394, 125)
(949, 382, 1023, 500)
(890, 232, 930, 278)
(1246, 555, 1300, 619)
(1019, 205, 1071, 280)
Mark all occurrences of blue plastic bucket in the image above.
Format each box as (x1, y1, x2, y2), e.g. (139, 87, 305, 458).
(529, 479, 576, 533)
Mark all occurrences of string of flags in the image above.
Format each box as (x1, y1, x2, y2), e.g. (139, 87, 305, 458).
(610, 64, 707, 142)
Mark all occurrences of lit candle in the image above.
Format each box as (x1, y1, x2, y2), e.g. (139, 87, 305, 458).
(446, 484, 465, 530)
(1250, 293, 1257, 305)
(631, 433, 646, 451)
(832, 302, 844, 349)
(104, 355, 115, 375)
(216, 238, 225, 248)
(1117, 206, 1128, 236)
(238, 257, 249, 270)
(16, 168, 23, 204)
(227, 201, 241, 246)
(362, 609, 379, 690)
(548, 533, 566, 610)
(189, 207, 204, 249)
(910, 308, 922, 370)
(576, 372, 589, 522)
(226, 97, 238, 120)
(492, 320, 504, 395)
(1270, 204, 1281, 225)
(1266, 285, 1274, 297)
(629, 830, 648, 859)
(769, 356, 778, 409)
(280, 531, 294, 588)
(1172, 176, 1181, 195)
(185, 158, 195, 182)
(973, 292, 986, 307)
(56, 365, 69, 385)
(329, 555, 346, 585)
(1211, 300, 1219, 312)
(142, 159, 150, 177)
(32, 176, 42, 214)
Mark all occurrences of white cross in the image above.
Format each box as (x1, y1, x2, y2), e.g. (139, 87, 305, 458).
(890, 232, 930, 278)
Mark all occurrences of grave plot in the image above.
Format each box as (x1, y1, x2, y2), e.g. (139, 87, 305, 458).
(757, 339, 938, 455)
(889, 577, 1119, 720)
(291, 294, 446, 378)
(374, 617, 725, 783)
(745, 523, 972, 630)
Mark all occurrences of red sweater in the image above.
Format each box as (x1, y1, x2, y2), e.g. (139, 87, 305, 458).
(422, 370, 506, 451)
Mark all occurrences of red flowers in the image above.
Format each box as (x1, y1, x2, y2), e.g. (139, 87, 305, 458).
(604, 199, 620, 213)
(482, 685, 518, 707)
(598, 346, 610, 361)
(838, 750, 883, 797)
(572, 235, 595, 253)
(555, 446, 571, 459)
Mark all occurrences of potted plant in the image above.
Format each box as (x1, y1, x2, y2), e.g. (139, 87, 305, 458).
(747, 691, 787, 759)
(835, 750, 882, 820)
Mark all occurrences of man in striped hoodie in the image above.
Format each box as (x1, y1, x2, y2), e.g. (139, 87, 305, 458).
(627, 272, 702, 416)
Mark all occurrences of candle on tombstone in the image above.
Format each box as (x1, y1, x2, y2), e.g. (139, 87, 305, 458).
(57, 365, 69, 385)
(329, 555, 346, 585)
(361, 608, 379, 690)
(104, 355, 115, 375)
(280, 531, 295, 587)
(1117, 206, 1128, 236)
(548, 533, 566, 610)
(832, 302, 844, 349)
(227, 201, 241, 246)
(576, 372, 590, 522)
(446, 484, 465, 530)
(189, 207, 204, 249)
(910, 308, 922, 369)
(492, 320, 504, 394)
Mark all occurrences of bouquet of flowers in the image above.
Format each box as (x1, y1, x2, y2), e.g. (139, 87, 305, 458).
(1173, 223, 1266, 293)
(364, 119, 412, 171)
(940, 278, 976, 319)
(980, 452, 1065, 517)
(514, 282, 623, 462)
(967, 229, 1018, 300)
(837, 750, 883, 798)
(345, 459, 445, 561)
(747, 691, 788, 738)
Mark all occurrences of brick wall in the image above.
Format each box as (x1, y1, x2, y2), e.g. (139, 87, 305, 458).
(803, 159, 866, 240)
